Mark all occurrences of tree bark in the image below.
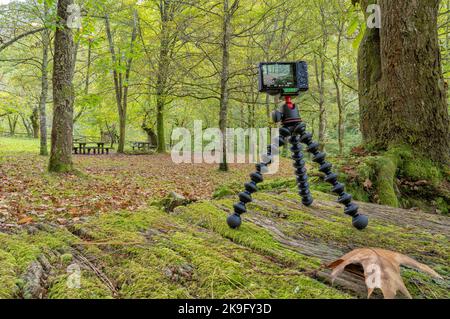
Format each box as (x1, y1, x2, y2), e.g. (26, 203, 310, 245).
(218, 0, 238, 171)
(7, 114, 18, 135)
(39, 12, 50, 155)
(314, 54, 327, 152)
(358, 0, 449, 164)
(49, 0, 75, 173)
(314, 2, 328, 152)
(30, 108, 39, 138)
(155, 2, 171, 153)
(334, 23, 345, 155)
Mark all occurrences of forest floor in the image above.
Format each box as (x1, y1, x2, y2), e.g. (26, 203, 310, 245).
(0, 137, 448, 299)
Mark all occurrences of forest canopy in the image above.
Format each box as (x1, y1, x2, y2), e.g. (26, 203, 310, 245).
(0, 0, 446, 157)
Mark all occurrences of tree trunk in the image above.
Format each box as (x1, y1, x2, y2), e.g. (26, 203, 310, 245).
(218, 0, 235, 171)
(334, 27, 344, 155)
(7, 114, 18, 135)
(49, 0, 75, 173)
(39, 17, 50, 155)
(265, 94, 271, 126)
(142, 125, 158, 146)
(105, 11, 138, 154)
(155, 3, 171, 153)
(20, 114, 32, 137)
(314, 3, 328, 152)
(358, 0, 449, 164)
(73, 39, 92, 124)
(335, 73, 345, 155)
(314, 55, 327, 152)
(30, 107, 39, 138)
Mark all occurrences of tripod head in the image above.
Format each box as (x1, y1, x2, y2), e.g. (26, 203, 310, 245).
(272, 95, 302, 127)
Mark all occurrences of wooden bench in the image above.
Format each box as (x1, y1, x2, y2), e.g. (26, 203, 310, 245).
(73, 142, 113, 155)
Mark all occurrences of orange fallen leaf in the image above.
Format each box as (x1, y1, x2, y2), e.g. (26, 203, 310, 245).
(327, 248, 442, 299)
(18, 216, 33, 225)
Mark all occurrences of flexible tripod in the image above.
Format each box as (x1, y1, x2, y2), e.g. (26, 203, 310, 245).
(227, 96, 369, 230)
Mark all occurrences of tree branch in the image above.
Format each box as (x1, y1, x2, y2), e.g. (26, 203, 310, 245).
(0, 28, 46, 53)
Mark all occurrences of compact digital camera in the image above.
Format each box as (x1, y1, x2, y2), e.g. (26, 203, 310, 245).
(258, 61, 309, 96)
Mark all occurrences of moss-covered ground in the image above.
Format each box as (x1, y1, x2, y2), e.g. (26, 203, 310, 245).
(0, 187, 448, 299)
(0, 138, 448, 299)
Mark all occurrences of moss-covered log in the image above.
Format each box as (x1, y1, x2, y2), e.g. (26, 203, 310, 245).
(0, 188, 448, 299)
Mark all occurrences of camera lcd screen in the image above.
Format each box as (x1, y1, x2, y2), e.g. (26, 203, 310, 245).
(261, 63, 296, 89)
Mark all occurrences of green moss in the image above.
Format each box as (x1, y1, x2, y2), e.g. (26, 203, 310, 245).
(0, 189, 446, 299)
(175, 200, 319, 270)
(250, 190, 449, 273)
(346, 183, 371, 202)
(0, 249, 19, 298)
(60, 253, 73, 265)
(402, 159, 443, 185)
(356, 158, 377, 181)
(47, 273, 113, 299)
(0, 226, 79, 299)
(259, 178, 297, 191)
(435, 198, 449, 214)
(386, 146, 443, 185)
(213, 183, 238, 199)
(375, 154, 399, 207)
(213, 178, 298, 199)
(48, 161, 73, 173)
(402, 269, 449, 299)
(73, 207, 346, 299)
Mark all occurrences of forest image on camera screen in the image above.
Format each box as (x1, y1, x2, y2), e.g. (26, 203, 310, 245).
(262, 63, 295, 88)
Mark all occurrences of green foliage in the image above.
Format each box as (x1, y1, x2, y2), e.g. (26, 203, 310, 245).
(435, 197, 449, 215)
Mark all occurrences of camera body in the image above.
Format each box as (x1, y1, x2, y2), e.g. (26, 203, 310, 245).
(258, 61, 309, 96)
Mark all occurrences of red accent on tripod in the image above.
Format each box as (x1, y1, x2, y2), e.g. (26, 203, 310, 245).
(285, 96, 294, 109)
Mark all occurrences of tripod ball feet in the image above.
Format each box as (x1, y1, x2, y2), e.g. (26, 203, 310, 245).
(352, 214, 369, 230)
(302, 196, 314, 206)
(227, 214, 242, 229)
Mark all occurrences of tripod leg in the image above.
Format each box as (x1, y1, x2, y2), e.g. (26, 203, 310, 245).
(288, 134, 313, 206)
(227, 127, 288, 229)
(293, 122, 369, 230)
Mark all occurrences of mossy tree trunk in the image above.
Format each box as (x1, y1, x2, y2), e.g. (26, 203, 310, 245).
(357, 0, 449, 164)
(48, 0, 75, 173)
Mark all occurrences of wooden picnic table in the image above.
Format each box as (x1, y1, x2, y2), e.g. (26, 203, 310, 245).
(73, 142, 112, 155)
(131, 141, 156, 151)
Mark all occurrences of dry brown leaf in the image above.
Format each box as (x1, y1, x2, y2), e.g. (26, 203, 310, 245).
(363, 179, 373, 189)
(18, 216, 33, 225)
(327, 248, 442, 299)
